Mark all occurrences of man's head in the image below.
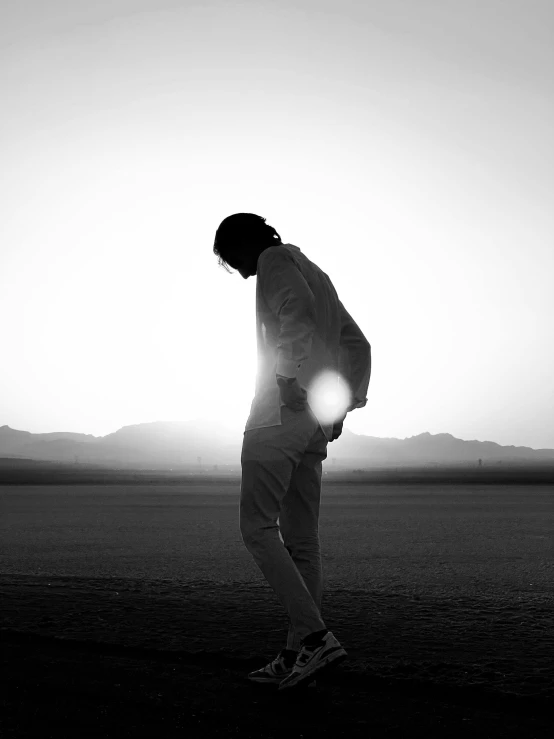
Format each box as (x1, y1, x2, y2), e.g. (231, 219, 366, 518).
(213, 213, 282, 279)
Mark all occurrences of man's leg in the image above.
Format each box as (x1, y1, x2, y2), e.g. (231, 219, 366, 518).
(279, 426, 327, 652)
(240, 407, 326, 644)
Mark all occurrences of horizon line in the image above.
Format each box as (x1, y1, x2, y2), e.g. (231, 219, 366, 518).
(0, 422, 552, 452)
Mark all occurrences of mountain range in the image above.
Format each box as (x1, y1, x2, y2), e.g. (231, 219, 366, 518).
(1, 422, 553, 470)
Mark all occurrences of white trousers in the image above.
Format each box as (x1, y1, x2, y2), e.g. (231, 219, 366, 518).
(240, 404, 328, 650)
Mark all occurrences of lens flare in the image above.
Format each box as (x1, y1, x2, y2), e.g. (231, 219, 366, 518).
(307, 369, 351, 425)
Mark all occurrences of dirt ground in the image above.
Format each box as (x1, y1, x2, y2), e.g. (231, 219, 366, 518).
(1, 574, 552, 738)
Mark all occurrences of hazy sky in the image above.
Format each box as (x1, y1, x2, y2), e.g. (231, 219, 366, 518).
(1, 0, 553, 448)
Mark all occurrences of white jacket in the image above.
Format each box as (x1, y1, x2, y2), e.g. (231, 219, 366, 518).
(245, 243, 371, 443)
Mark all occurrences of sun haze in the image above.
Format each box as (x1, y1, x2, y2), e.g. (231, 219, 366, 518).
(1, 0, 552, 448)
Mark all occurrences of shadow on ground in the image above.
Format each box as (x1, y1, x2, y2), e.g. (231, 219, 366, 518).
(1, 575, 552, 738)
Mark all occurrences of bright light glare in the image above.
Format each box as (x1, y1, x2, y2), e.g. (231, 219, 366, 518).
(307, 369, 351, 425)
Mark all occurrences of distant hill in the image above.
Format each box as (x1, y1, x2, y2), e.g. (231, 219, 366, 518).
(1, 422, 553, 470)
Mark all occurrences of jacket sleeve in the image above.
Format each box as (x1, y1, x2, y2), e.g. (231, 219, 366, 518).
(338, 300, 371, 411)
(258, 248, 317, 379)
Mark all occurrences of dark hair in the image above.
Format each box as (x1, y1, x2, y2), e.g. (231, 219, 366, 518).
(213, 213, 282, 273)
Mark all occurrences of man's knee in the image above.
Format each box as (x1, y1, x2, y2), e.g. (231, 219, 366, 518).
(240, 517, 265, 549)
(241, 516, 282, 549)
(282, 532, 319, 557)
(240, 517, 255, 546)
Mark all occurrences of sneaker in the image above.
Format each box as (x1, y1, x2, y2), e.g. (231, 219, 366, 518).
(278, 631, 347, 691)
(248, 648, 317, 687)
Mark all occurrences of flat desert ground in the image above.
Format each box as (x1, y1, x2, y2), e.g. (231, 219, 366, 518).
(1, 481, 553, 738)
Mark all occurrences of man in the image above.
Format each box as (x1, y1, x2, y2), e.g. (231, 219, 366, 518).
(213, 213, 371, 690)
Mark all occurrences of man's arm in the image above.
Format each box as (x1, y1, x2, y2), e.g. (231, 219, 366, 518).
(338, 300, 371, 413)
(258, 247, 317, 380)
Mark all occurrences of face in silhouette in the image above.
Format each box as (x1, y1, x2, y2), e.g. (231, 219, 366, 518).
(226, 241, 269, 279)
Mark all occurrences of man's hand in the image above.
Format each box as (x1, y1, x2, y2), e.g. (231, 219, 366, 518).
(277, 376, 308, 412)
(330, 409, 349, 441)
(330, 419, 344, 441)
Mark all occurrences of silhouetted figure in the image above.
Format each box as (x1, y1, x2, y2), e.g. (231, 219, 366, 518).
(478, 458, 483, 467)
(213, 212, 371, 689)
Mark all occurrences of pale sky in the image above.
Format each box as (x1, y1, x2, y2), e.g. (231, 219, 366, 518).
(1, 0, 553, 449)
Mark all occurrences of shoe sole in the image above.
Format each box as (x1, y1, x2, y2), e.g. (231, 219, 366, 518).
(278, 650, 347, 691)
